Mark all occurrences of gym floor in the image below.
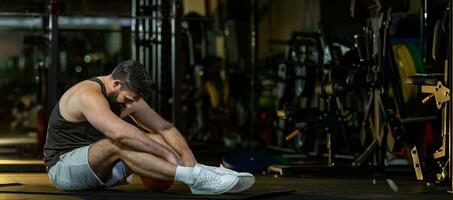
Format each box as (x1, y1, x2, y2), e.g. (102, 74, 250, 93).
(0, 171, 449, 200)
(0, 142, 447, 199)
(0, 138, 447, 199)
(0, 145, 449, 200)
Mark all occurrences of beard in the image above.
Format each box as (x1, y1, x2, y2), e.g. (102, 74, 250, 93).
(107, 90, 123, 115)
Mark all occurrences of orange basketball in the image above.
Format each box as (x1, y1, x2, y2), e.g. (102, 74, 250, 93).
(140, 176, 173, 192)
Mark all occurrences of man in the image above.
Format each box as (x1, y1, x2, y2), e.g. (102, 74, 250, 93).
(43, 60, 254, 194)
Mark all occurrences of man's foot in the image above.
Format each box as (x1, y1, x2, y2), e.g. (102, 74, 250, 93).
(197, 164, 255, 193)
(189, 164, 239, 195)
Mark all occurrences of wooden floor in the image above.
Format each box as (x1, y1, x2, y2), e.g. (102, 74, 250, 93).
(0, 141, 449, 199)
(0, 171, 449, 200)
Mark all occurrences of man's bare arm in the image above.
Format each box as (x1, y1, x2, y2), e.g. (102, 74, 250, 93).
(131, 99, 197, 166)
(160, 127, 197, 166)
(78, 91, 181, 165)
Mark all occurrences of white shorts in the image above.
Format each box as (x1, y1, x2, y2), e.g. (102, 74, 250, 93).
(48, 145, 133, 190)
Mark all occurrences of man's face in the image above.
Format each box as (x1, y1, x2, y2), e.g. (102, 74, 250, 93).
(107, 88, 141, 111)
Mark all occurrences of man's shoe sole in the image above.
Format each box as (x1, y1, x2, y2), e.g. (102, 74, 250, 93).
(228, 175, 255, 193)
(190, 176, 239, 195)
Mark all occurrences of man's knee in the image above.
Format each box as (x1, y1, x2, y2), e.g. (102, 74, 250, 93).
(90, 138, 122, 160)
(88, 139, 125, 181)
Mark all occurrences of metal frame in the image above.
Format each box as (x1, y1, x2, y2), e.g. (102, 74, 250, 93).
(131, 0, 182, 127)
(354, 8, 400, 167)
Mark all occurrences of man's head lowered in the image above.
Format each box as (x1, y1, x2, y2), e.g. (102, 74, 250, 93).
(107, 60, 152, 110)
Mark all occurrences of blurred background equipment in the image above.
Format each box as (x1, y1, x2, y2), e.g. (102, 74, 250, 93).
(1, 0, 453, 197)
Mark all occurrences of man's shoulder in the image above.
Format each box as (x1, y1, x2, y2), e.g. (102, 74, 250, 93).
(65, 80, 104, 102)
(59, 80, 105, 122)
(80, 82, 105, 98)
(77, 79, 103, 92)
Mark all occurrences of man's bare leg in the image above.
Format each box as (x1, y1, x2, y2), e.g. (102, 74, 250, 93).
(145, 133, 181, 161)
(88, 136, 239, 195)
(146, 132, 197, 167)
(88, 138, 176, 182)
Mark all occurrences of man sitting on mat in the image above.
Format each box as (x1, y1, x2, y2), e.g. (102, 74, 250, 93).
(43, 60, 254, 194)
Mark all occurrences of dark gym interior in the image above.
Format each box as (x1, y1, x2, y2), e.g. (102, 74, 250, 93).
(1, 0, 453, 199)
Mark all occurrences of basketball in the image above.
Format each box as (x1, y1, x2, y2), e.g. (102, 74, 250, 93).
(140, 176, 173, 192)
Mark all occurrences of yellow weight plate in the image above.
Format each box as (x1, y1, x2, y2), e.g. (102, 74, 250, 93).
(393, 44, 417, 103)
(399, 44, 419, 101)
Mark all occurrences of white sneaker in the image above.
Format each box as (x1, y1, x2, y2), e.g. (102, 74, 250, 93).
(197, 164, 255, 193)
(189, 164, 239, 195)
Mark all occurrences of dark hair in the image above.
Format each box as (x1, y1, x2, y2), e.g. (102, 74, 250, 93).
(111, 60, 152, 98)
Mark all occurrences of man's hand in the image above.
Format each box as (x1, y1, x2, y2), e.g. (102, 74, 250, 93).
(166, 152, 183, 166)
(128, 100, 198, 167)
(180, 150, 197, 167)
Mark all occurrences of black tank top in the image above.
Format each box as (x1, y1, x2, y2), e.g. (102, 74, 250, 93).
(43, 77, 121, 171)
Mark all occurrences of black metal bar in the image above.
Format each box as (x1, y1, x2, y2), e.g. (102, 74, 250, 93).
(131, 0, 137, 60)
(171, 0, 182, 128)
(399, 116, 438, 124)
(156, 0, 163, 114)
(250, 0, 257, 143)
(152, 0, 158, 110)
(138, 0, 145, 66)
(144, 0, 149, 73)
(449, 0, 453, 191)
(46, 0, 59, 122)
(422, 0, 427, 63)
(354, 139, 378, 166)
